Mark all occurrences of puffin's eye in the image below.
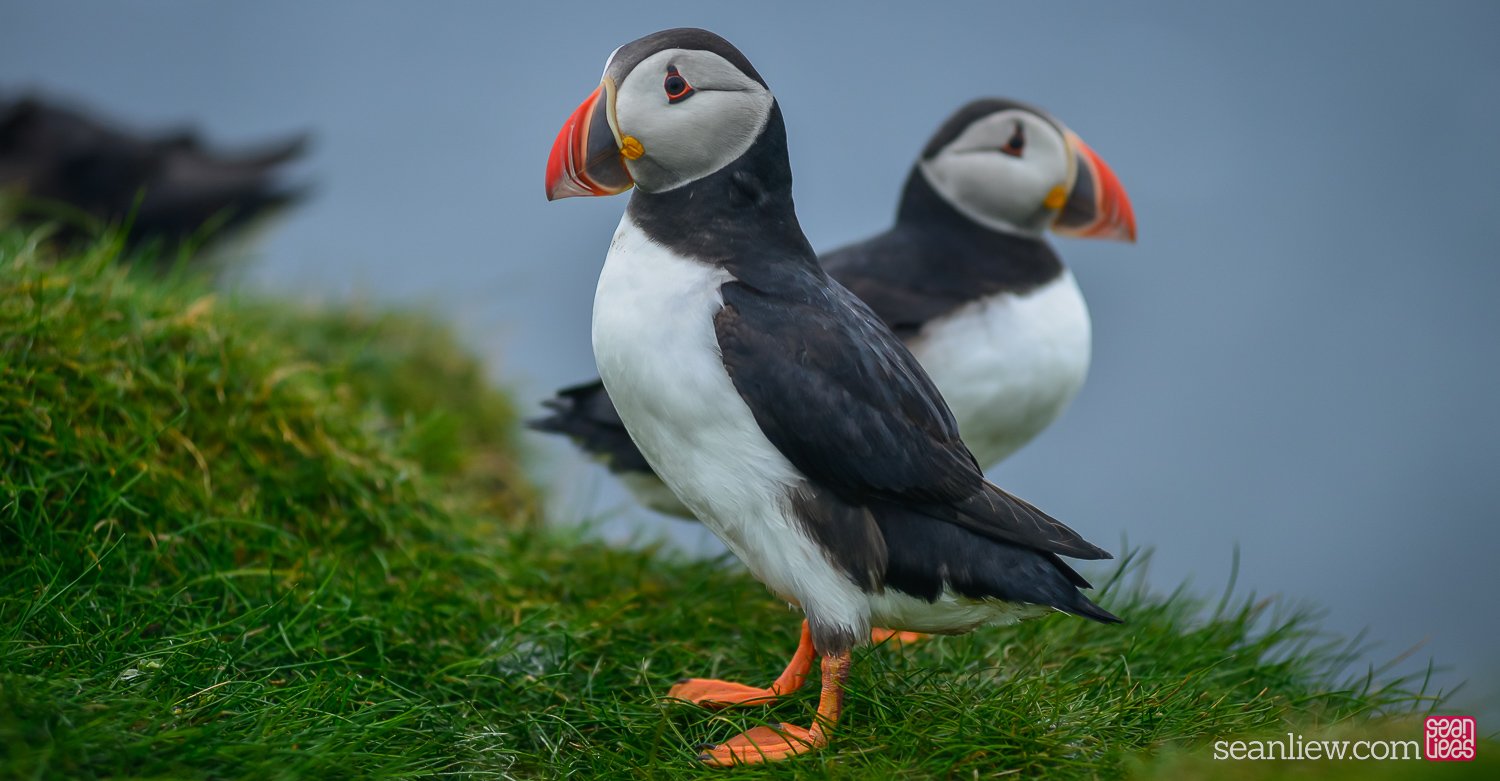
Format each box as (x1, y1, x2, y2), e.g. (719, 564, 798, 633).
(664, 66, 694, 103)
(1000, 122, 1025, 157)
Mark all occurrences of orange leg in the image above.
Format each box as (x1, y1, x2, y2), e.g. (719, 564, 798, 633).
(698, 649, 851, 766)
(668, 621, 815, 708)
(870, 627, 928, 645)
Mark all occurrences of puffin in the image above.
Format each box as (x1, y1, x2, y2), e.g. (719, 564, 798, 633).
(544, 28, 1120, 766)
(0, 93, 308, 260)
(531, 97, 1134, 516)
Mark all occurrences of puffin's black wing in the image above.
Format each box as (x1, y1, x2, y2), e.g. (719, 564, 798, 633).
(714, 271, 1108, 561)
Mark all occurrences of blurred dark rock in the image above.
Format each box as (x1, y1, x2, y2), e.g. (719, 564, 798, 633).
(0, 92, 309, 262)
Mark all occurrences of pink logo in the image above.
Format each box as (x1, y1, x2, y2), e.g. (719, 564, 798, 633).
(1425, 716, 1476, 761)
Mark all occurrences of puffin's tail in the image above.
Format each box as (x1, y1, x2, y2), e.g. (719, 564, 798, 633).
(527, 380, 655, 475)
(875, 502, 1122, 625)
(1045, 553, 1122, 624)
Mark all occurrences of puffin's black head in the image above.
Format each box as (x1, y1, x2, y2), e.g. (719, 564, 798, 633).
(916, 98, 1136, 242)
(545, 28, 774, 199)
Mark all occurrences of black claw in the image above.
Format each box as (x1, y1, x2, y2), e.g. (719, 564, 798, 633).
(696, 752, 713, 762)
(676, 678, 689, 684)
(693, 742, 716, 751)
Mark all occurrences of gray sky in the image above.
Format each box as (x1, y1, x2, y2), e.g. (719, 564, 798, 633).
(5, 1, 1497, 719)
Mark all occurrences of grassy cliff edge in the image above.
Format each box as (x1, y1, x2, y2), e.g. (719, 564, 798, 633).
(0, 230, 1481, 779)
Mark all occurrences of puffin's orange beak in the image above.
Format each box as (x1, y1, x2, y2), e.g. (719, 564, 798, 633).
(545, 80, 636, 200)
(1053, 131, 1136, 242)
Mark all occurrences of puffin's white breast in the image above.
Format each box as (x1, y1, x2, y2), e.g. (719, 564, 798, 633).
(590, 215, 868, 632)
(910, 271, 1092, 469)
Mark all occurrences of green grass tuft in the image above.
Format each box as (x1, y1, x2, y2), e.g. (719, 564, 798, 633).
(0, 228, 1459, 779)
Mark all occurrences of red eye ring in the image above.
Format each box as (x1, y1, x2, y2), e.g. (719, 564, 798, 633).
(664, 66, 694, 103)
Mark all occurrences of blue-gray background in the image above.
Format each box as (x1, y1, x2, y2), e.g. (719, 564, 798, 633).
(6, 1, 1497, 719)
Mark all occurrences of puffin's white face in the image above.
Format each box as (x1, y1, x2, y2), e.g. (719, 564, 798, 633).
(919, 109, 1074, 236)
(610, 49, 772, 192)
(545, 31, 774, 200)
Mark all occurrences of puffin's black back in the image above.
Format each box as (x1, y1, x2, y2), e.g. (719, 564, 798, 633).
(822, 171, 1065, 339)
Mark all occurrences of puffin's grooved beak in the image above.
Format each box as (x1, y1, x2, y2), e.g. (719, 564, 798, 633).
(1054, 131, 1136, 243)
(545, 81, 635, 200)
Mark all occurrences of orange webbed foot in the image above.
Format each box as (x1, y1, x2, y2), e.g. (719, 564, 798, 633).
(667, 678, 780, 708)
(871, 627, 928, 645)
(693, 648, 852, 767)
(668, 620, 816, 709)
(696, 722, 823, 766)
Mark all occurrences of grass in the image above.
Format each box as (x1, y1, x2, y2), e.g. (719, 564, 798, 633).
(0, 227, 1485, 779)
